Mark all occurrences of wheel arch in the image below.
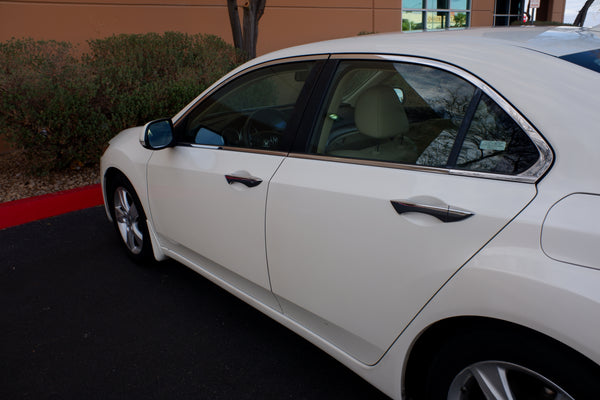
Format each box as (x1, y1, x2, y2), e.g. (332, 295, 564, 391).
(403, 316, 600, 399)
(102, 167, 121, 222)
(103, 168, 139, 219)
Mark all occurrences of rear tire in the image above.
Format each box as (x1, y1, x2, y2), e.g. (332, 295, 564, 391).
(108, 175, 154, 263)
(424, 326, 600, 399)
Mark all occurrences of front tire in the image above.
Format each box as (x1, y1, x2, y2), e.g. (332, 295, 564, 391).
(424, 326, 600, 399)
(108, 175, 153, 263)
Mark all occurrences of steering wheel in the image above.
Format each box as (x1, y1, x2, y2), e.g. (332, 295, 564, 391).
(241, 108, 287, 149)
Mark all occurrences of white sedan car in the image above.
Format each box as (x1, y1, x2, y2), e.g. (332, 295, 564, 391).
(101, 26, 600, 399)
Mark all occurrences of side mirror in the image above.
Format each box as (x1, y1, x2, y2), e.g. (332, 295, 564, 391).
(140, 119, 174, 149)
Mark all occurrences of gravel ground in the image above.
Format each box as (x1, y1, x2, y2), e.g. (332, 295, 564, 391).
(0, 150, 100, 203)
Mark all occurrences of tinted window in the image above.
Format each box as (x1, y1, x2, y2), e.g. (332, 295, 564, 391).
(308, 60, 475, 165)
(560, 49, 600, 73)
(180, 61, 315, 151)
(416, 93, 540, 175)
(309, 60, 540, 177)
(456, 94, 539, 174)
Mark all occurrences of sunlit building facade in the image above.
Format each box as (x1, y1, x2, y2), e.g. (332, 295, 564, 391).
(0, 1, 568, 55)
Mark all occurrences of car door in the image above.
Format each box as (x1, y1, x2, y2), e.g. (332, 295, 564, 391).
(147, 60, 320, 295)
(266, 57, 552, 365)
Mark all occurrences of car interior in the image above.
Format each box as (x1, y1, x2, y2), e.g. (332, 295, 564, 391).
(313, 65, 460, 166)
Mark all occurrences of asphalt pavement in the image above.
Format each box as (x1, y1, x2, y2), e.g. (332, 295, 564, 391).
(1, 207, 389, 399)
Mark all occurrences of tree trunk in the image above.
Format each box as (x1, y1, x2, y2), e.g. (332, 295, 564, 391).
(242, 0, 266, 59)
(226, 0, 243, 50)
(574, 0, 595, 27)
(242, 5, 256, 58)
(227, 0, 266, 60)
(253, 0, 266, 51)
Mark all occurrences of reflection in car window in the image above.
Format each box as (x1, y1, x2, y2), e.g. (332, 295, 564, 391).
(455, 94, 539, 174)
(308, 60, 475, 165)
(418, 93, 540, 174)
(180, 61, 315, 151)
(559, 49, 600, 73)
(308, 60, 540, 177)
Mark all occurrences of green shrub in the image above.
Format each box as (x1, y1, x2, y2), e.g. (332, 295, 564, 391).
(86, 32, 243, 132)
(0, 39, 105, 172)
(0, 33, 243, 174)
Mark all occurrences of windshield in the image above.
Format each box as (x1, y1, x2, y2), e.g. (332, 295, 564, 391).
(559, 49, 600, 73)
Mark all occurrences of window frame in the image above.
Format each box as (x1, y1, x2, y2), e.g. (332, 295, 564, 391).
(493, 0, 523, 26)
(289, 54, 553, 184)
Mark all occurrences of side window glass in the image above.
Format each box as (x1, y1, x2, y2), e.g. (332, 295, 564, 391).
(308, 60, 475, 166)
(454, 94, 539, 175)
(180, 61, 315, 151)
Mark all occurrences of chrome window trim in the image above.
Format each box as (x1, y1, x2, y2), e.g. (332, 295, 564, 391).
(189, 144, 221, 150)
(185, 143, 287, 157)
(290, 153, 451, 175)
(319, 54, 553, 184)
(289, 153, 540, 183)
(221, 146, 288, 157)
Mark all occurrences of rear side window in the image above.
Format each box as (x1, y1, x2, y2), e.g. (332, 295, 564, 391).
(456, 94, 540, 174)
(308, 59, 540, 178)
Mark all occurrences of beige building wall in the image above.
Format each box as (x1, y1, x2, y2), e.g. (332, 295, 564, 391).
(0, 0, 566, 56)
(1, 0, 390, 55)
(0, 1, 233, 50)
(471, 0, 495, 27)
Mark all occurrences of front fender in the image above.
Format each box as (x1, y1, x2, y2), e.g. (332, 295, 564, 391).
(100, 126, 153, 224)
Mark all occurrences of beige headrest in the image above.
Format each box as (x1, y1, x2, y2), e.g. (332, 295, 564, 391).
(355, 85, 409, 139)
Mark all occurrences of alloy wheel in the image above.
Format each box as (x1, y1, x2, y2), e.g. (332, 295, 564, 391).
(113, 186, 144, 255)
(448, 360, 574, 400)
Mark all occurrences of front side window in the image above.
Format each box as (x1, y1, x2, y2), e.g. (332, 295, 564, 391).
(307, 60, 541, 178)
(178, 61, 316, 151)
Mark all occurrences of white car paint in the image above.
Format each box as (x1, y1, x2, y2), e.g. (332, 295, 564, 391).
(101, 26, 600, 399)
(542, 193, 600, 270)
(147, 146, 285, 290)
(101, 126, 152, 221)
(266, 157, 536, 365)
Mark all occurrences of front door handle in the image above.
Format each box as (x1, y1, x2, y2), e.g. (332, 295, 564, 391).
(225, 174, 263, 188)
(391, 200, 474, 223)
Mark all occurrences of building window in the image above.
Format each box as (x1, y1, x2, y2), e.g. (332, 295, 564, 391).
(403, 0, 470, 32)
(494, 0, 524, 26)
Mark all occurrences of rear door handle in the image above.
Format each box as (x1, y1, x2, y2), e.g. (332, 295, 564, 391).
(225, 174, 263, 188)
(391, 200, 474, 223)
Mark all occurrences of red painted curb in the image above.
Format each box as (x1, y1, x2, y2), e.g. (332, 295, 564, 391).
(0, 184, 104, 230)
